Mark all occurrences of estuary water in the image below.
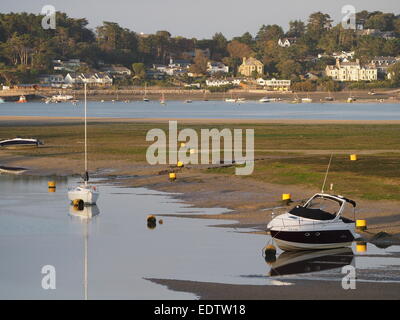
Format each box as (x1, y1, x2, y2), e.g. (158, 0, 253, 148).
(0, 175, 399, 299)
(1, 100, 400, 120)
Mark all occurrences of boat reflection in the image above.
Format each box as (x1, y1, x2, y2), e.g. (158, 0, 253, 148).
(267, 247, 354, 277)
(68, 204, 99, 300)
(69, 204, 100, 219)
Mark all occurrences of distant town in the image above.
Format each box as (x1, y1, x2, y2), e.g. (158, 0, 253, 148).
(0, 10, 399, 94)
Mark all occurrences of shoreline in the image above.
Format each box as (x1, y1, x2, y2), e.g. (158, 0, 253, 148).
(1, 88, 399, 104)
(2, 116, 400, 125)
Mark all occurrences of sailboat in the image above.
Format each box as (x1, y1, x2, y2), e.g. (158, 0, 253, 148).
(68, 83, 99, 205)
(160, 92, 166, 105)
(143, 83, 149, 102)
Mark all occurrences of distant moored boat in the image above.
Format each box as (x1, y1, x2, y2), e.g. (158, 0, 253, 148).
(16, 95, 27, 103)
(0, 137, 43, 147)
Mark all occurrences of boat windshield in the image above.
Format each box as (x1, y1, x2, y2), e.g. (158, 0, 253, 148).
(289, 196, 341, 221)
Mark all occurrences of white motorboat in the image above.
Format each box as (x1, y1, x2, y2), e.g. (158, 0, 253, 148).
(259, 97, 271, 103)
(0, 98, 5, 103)
(267, 193, 358, 251)
(225, 98, 236, 103)
(0, 137, 43, 147)
(301, 98, 313, 103)
(68, 83, 99, 205)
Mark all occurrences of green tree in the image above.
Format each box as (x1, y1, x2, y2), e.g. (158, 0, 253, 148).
(256, 24, 284, 42)
(189, 50, 208, 75)
(388, 62, 400, 85)
(132, 62, 146, 79)
(286, 20, 305, 38)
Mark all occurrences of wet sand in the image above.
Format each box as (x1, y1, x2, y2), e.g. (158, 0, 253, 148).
(149, 278, 400, 300)
(1, 116, 400, 241)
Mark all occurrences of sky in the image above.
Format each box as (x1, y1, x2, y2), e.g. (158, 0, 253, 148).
(1, 0, 399, 39)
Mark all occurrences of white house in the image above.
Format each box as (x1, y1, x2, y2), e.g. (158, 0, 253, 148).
(370, 56, 400, 77)
(64, 73, 113, 86)
(38, 74, 65, 86)
(207, 62, 229, 74)
(325, 59, 377, 81)
(264, 78, 291, 91)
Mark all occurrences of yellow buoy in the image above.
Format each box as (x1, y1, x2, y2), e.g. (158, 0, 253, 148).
(282, 193, 291, 201)
(169, 172, 176, 181)
(48, 181, 56, 188)
(350, 154, 357, 161)
(177, 161, 184, 168)
(356, 219, 367, 231)
(180, 142, 186, 148)
(356, 241, 367, 253)
(189, 148, 197, 154)
(72, 199, 84, 210)
(48, 188, 55, 193)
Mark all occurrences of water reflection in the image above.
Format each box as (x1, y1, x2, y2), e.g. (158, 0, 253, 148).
(68, 205, 100, 300)
(69, 205, 100, 220)
(267, 248, 354, 277)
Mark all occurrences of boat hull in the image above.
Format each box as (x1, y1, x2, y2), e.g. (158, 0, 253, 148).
(270, 229, 355, 251)
(68, 187, 99, 205)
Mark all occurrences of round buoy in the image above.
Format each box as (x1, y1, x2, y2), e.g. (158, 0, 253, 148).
(169, 172, 176, 181)
(356, 219, 367, 231)
(180, 142, 186, 148)
(147, 215, 157, 229)
(158, 219, 164, 225)
(73, 199, 84, 210)
(177, 161, 184, 168)
(264, 244, 277, 263)
(48, 181, 56, 188)
(350, 154, 357, 161)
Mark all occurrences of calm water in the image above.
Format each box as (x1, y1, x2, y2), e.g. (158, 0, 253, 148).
(1, 101, 400, 120)
(0, 175, 399, 299)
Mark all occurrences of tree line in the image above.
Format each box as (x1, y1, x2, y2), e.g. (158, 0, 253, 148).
(0, 10, 400, 85)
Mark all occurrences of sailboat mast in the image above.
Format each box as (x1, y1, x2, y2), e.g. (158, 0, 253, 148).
(84, 83, 88, 185)
(84, 219, 88, 300)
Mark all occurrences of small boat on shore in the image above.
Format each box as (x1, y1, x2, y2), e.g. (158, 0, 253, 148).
(259, 97, 271, 103)
(225, 98, 236, 103)
(267, 193, 358, 251)
(160, 92, 166, 105)
(0, 165, 27, 174)
(301, 97, 313, 103)
(0, 98, 5, 103)
(0, 138, 43, 148)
